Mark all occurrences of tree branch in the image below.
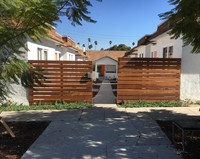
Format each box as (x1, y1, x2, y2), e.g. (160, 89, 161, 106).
(0, 0, 69, 48)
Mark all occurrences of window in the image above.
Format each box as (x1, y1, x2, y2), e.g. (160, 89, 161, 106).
(59, 54, 62, 60)
(139, 53, 144, 58)
(70, 54, 73, 61)
(43, 50, 48, 60)
(68, 54, 74, 61)
(37, 48, 48, 60)
(37, 48, 42, 60)
(168, 46, 173, 58)
(151, 52, 154, 58)
(163, 47, 168, 58)
(97, 65, 101, 73)
(106, 65, 116, 73)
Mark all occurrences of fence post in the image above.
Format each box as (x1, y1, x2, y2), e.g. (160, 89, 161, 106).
(60, 62, 64, 102)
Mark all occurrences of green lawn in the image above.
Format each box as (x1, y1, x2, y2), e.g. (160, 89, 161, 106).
(0, 102, 92, 111)
(118, 101, 184, 108)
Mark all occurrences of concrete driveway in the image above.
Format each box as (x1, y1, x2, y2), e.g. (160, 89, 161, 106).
(16, 105, 187, 159)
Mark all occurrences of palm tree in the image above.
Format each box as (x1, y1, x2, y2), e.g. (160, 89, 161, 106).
(94, 41, 98, 50)
(88, 38, 91, 49)
(88, 44, 93, 50)
(109, 40, 112, 48)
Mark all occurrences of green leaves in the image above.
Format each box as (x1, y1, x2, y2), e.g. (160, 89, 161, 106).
(0, 0, 101, 104)
(107, 44, 131, 51)
(57, 0, 101, 26)
(0, 102, 92, 111)
(160, 0, 200, 53)
(0, 0, 57, 103)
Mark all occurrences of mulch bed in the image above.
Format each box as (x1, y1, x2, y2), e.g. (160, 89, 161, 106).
(93, 91, 98, 97)
(157, 120, 200, 159)
(93, 84, 101, 97)
(0, 121, 50, 159)
(110, 83, 117, 90)
(93, 80, 103, 97)
(110, 83, 117, 97)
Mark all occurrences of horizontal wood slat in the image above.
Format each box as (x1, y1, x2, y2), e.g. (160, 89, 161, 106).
(117, 58, 181, 103)
(29, 60, 93, 104)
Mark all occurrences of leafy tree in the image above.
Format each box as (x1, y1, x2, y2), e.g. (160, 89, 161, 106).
(0, 0, 101, 104)
(107, 44, 131, 51)
(159, 0, 200, 53)
(94, 40, 98, 50)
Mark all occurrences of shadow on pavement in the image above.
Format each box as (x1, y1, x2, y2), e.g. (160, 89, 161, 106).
(2, 106, 199, 159)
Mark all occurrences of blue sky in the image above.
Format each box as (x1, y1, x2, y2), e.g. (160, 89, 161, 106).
(56, 0, 173, 50)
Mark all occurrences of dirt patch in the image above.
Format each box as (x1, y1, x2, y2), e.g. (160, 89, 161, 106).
(0, 121, 50, 159)
(157, 120, 200, 159)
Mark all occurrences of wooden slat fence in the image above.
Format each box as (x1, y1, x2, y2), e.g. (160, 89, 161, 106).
(29, 60, 93, 104)
(117, 58, 181, 103)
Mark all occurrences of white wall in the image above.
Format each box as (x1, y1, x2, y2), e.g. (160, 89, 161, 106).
(150, 33, 183, 58)
(137, 45, 146, 57)
(180, 45, 200, 101)
(145, 44, 151, 57)
(5, 37, 83, 105)
(76, 56, 86, 61)
(27, 39, 61, 60)
(7, 83, 29, 105)
(60, 47, 76, 61)
(27, 39, 78, 61)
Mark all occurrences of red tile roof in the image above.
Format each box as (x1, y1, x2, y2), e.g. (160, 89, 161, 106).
(47, 29, 85, 56)
(47, 29, 64, 44)
(86, 50, 127, 61)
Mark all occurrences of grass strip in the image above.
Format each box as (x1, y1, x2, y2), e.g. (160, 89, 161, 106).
(118, 100, 183, 108)
(0, 102, 92, 111)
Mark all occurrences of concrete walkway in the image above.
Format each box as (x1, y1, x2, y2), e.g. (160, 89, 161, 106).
(93, 80, 116, 104)
(2, 106, 199, 159)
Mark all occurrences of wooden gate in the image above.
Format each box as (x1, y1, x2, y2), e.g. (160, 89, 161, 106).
(29, 60, 93, 104)
(117, 58, 181, 103)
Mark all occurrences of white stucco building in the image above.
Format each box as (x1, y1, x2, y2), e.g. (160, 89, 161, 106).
(94, 56, 118, 79)
(26, 29, 86, 61)
(180, 45, 200, 101)
(87, 50, 127, 80)
(133, 19, 200, 102)
(6, 28, 86, 105)
(135, 20, 183, 59)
